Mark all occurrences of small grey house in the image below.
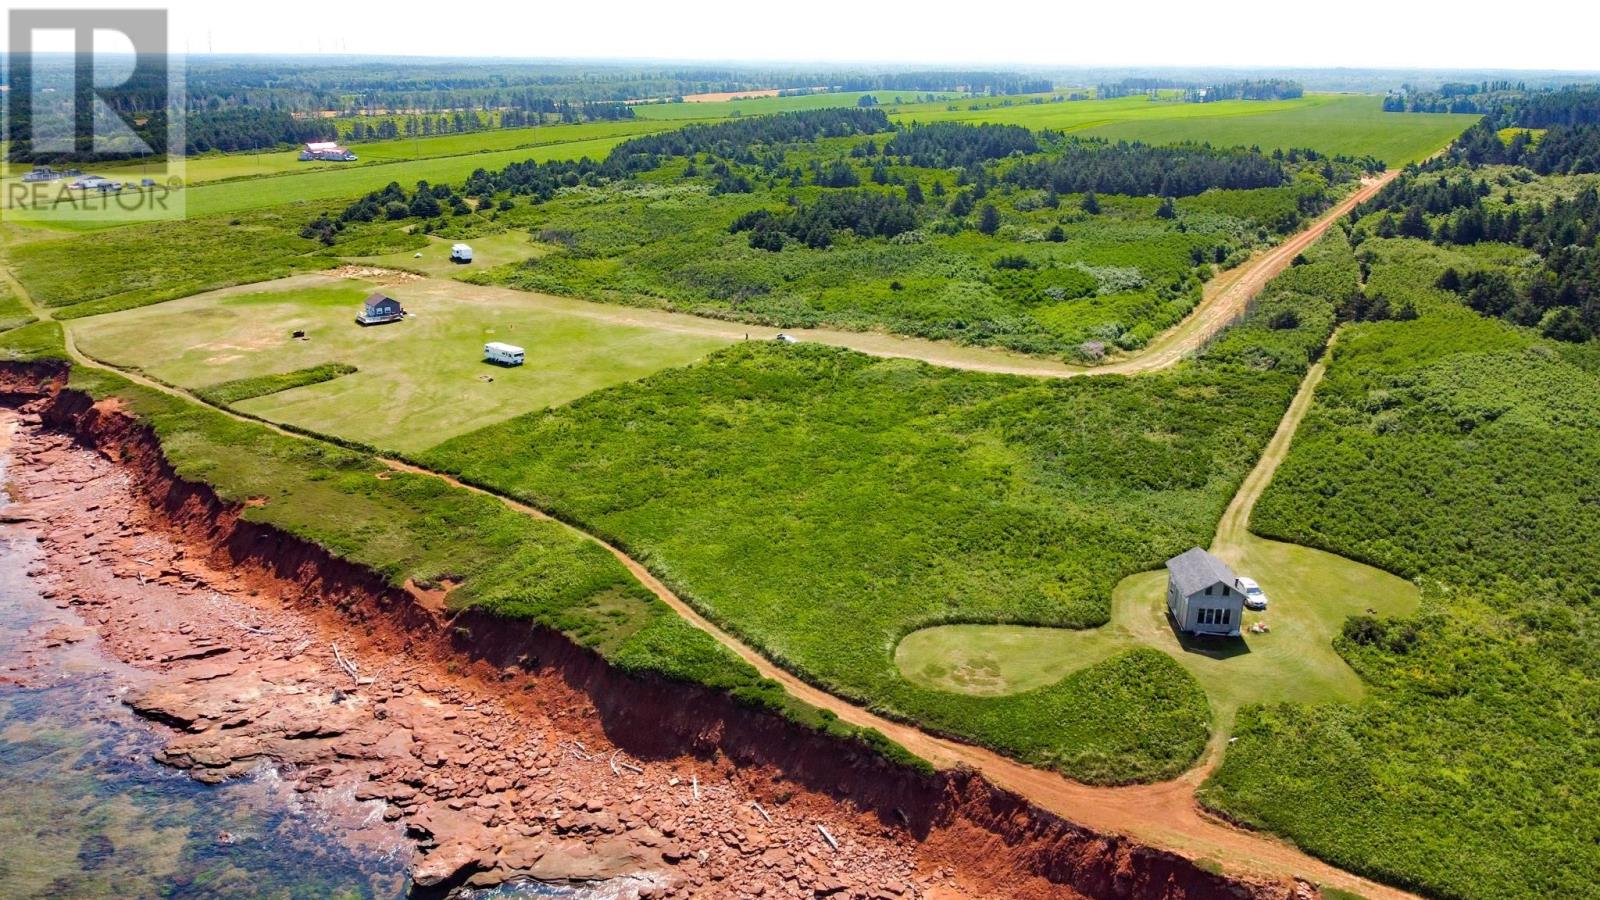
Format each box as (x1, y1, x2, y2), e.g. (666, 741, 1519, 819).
(1165, 547, 1243, 637)
(356, 292, 405, 326)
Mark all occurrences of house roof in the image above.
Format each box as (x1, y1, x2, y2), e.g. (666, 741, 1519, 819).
(1165, 547, 1236, 597)
(363, 292, 397, 309)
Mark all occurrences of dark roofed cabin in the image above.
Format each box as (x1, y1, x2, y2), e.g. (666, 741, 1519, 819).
(356, 292, 405, 326)
(1165, 547, 1243, 637)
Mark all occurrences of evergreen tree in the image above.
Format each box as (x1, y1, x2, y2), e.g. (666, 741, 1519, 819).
(978, 203, 1001, 235)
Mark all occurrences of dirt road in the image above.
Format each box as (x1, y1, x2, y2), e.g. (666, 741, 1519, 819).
(2, 178, 1408, 896)
(381, 170, 1394, 380)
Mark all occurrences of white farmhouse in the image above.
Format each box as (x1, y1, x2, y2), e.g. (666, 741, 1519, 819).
(1165, 547, 1243, 637)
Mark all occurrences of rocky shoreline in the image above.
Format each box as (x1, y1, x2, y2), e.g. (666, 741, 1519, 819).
(2, 411, 935, 898)
(0, 362, 1310, 900)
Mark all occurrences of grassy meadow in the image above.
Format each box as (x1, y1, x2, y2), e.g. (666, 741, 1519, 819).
(69, 278, 733, 452)
(471, 117, 1366, 360)
(5, 132, 649, 229)
(416, 231, 1363, 784)
(1200, 228, 1600, 898)
(345, 230, 547, 277)
(0, 282, 33, 333)
(1, 121, 674, 192)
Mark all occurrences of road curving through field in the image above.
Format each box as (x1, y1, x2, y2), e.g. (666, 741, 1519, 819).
(3, 174, 1414, 898)
(364, 169, 1395, 380)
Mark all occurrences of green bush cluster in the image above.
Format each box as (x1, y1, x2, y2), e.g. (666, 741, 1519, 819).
(1205, 233, 1600, 898)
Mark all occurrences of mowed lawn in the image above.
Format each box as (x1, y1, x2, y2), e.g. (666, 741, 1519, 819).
(896, 533, 1419, 730)
(70, 277, 732, 452)
(889, 94, 1476, 167)
(346, 231, 548, 277)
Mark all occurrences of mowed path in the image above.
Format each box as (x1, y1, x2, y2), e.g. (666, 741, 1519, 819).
(2, 176, 1412, 898)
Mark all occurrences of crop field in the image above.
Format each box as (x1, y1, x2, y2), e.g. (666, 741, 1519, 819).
(68, 277, 733, 453)
(6, 133, 648, 229)
(2, 121, 675, 194)
(886, 94, 1476, 166)
(631, 90, 963, 120)
(1200, 231, 1600, 898)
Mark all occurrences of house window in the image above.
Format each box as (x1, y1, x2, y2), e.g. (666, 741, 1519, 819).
(1221, 608, 1230, 626)
(1204, 585, 1213, 596)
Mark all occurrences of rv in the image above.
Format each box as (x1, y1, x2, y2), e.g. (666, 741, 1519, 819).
(484, 342, 525, 366)
(451, 243, 474, 263)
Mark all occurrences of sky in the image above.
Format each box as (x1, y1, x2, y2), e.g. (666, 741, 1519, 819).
(7, 0, 1600, 72)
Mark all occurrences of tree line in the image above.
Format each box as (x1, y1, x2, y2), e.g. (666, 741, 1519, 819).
(1003, 140, 1290, 197)
(1446, 120, 1600, 175)
(1096, 78, 1302, 102)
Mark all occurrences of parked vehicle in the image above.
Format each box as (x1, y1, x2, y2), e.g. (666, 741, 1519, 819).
(1236, 576, 1269, 610)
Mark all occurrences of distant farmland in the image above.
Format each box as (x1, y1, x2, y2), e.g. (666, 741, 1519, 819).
(887, 93, 1477, 166)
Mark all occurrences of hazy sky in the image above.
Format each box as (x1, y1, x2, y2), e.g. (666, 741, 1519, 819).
(10, 0, 1600, 72)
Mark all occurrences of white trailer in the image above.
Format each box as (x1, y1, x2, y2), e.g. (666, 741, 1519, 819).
(484, 341, 525, 366)
(451, 243, 474, 263)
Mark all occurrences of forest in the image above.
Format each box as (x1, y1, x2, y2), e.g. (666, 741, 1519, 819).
(1356, 125, 1600, 341)
(1386, 83, 1600, 126)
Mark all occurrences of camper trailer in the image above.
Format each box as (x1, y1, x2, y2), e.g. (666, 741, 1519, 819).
(484, 342, 525, 366)
(451, 243, 474, 263)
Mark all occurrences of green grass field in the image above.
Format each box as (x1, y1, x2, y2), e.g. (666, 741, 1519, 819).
(6, 133, 648, 229)
(897, 534, 1418, 725)
(345, 230, 547, 277)
(887, 94, 1476, 166)
(631, 90, 962, 120)
(2, 121, 674, 193)
(0, 283, 33, 333)
(69, 278, 733, 453)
